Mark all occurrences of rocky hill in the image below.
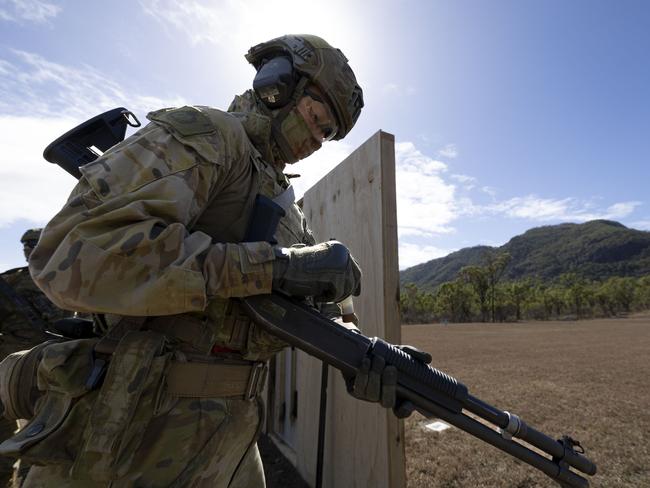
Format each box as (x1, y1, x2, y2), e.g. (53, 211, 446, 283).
(400, 220, 650, 289)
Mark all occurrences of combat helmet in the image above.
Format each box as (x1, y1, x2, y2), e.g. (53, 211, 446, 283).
(246, 34, 364, 141)
(21, 228, 42, 261)
(20, 228, 42, 244)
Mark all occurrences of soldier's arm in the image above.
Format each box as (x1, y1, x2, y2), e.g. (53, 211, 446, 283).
(29, 121, 274, 316)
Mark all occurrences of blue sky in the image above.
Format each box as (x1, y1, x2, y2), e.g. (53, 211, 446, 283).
(1, 0, 649, 271)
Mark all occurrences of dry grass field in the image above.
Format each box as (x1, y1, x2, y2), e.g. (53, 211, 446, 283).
(402, 313, 650, 488)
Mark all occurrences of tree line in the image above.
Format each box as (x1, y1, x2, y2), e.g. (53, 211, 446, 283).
(400, 251, 650, 324)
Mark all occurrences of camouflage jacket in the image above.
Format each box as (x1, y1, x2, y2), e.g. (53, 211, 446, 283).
(0, 266, 66, 351)
(29, 100, 314, 359)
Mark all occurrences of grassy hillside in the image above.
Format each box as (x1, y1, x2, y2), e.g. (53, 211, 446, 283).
(401, 220, 650, 289)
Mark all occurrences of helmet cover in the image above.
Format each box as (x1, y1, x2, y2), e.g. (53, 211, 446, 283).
(246, 34, 364, 140)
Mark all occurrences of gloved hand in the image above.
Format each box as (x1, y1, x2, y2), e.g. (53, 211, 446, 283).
(272, 240, 361, 302)
(344, 345, 432, 418)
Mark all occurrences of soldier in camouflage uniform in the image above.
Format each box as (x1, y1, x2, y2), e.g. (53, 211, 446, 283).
(2, 35, 365, 487)
(0, 229, 68, 486)
(0, 230, 65, 351)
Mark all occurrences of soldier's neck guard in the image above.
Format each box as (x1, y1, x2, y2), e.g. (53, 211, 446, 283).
(228, 90, 287, 169)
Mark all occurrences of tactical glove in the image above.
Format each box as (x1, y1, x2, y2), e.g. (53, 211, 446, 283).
(345, 345, 432, 418)
(272, 241, 361, 302)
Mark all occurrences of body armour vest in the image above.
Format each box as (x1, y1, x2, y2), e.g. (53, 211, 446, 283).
(145, 106, 315, 361)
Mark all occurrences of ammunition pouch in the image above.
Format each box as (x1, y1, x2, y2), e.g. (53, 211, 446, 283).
(0, 338, 99, 463)
(0, 341, 59, 421)
(0, 331, 171, 482)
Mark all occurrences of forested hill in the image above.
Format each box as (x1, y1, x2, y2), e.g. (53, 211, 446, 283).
(400, 220, 650, 289)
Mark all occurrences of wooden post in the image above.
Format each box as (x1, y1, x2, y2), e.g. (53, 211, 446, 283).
(287, 130, 404, 488)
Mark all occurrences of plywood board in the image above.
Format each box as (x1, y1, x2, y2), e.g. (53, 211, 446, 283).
(287, 130, 405, 487)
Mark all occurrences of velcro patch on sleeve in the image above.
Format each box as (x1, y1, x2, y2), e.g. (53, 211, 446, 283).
(147, 106, 215, 137)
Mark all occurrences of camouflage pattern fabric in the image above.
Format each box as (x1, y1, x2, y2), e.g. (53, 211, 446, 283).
(29, 115, 275, 316)
(0, 266, 69, 486)
(21, 397, 264, 487)
(23, 100, 317, 485)
(0, 267, 67, 351)
(3, 335, 262, 487)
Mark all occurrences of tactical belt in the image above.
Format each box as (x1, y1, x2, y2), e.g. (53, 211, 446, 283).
(95, 317, 267, 400)
(94, 342, 266, 401)
(165, 361, 267, 400)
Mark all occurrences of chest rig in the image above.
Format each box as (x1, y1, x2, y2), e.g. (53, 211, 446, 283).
(146, 107, 315, 361)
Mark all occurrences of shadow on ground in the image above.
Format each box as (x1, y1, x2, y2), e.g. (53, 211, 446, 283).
(259, 434, 310, 488)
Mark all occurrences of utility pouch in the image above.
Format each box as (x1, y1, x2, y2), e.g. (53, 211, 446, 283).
(244, 322, 289, 361)
(0, 338, 98, 462)
(0, 331, 171, 482)
(204, 298, 288, 361)
(71, 330, 170, 481)
(0, 340, 59, 421)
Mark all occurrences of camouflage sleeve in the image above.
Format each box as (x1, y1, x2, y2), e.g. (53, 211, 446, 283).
(29, 120, 274, 316)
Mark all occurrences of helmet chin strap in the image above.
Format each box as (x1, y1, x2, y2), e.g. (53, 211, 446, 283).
(259, 77, 310, 165)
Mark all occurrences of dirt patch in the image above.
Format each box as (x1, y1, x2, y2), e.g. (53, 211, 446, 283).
(402, 313, 650, 487)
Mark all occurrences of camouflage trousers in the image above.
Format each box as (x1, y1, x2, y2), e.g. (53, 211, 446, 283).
(22, 396, 266, 488)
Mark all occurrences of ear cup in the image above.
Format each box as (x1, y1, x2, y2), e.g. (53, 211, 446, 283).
(253, 56, 296, 109)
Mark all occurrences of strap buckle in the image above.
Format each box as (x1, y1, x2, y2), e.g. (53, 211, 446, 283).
(245, 362, 267, 401)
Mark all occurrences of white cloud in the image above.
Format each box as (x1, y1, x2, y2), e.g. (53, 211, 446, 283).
(138, 0, 367, 53)
(437, 143, 458, 159)
(630, 220, 650, 231)
(395, 141, 458, 237)
(0, 50, 186, 227)
(139, 0, 236, 46)
(450, 174, 475, 184)
(450, 173, 476, 190)
(489, 196, 573, 220)
(398, 242, 454, 270)
(486, 195, 641, 222)
(0, 0, 61, 24)
(0, 50, 186, 119)
(482, 186, 497, 199)
(397, 141, 447, 173)
(382, 140, 644, 268)
(0, 116, 79, 227)
(606, 202, 641, 219)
